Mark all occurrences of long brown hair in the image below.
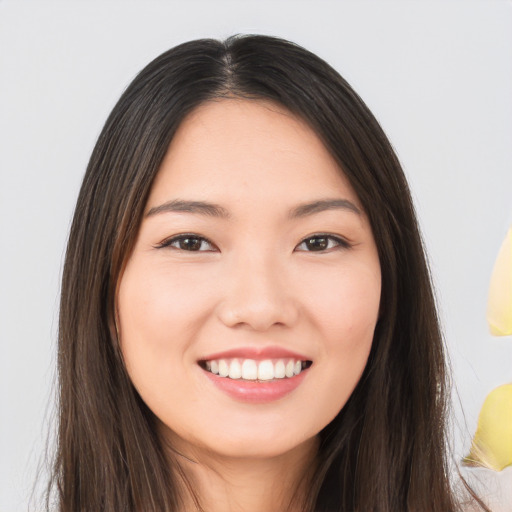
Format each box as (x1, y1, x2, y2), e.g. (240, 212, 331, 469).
(50, 35, 481, 511)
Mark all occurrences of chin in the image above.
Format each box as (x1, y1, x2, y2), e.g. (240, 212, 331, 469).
(160, 419, 318, 463)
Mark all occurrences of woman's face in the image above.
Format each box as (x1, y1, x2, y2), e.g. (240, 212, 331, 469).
(117, 99, 381, 461)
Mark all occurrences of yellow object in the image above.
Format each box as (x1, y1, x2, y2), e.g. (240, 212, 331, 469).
(487, 226, 512, 336)
(463, 384, 512, 471)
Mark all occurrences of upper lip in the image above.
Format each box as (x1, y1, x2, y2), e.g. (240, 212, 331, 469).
(199, 346, 311, 362)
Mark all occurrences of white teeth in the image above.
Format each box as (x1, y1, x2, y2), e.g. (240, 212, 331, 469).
(228, 359, 242, 379)
(203, 357, 309, 381)
(258, 360, 274, 381)
(285, 360, 295, 378)
(218, 359, 229, 377)
(241, 359, 258, 380)
(274, 360, 286, 379)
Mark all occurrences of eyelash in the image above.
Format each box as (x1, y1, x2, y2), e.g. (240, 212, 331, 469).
(155, 234, 217, 252)
(295, 234, 351, 252)
(155, 233, 352, 253)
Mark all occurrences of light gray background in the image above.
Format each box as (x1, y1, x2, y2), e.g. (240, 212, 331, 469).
(1, 1, 511, 510)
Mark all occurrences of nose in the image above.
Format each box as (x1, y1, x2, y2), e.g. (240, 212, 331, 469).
(216, 253, 299, 332)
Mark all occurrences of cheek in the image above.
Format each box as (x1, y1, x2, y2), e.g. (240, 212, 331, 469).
(302, 261, 381, 343)
(118, 263, 212, 349)
(116, 263, 204, 396)
(301, 262, 380, 411)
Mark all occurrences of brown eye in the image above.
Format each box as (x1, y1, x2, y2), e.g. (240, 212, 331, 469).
(304, 237, 329, 251)
(295, 235, 350, 252)
(178, 237, 204, 251)
(157, 234, 215, 252)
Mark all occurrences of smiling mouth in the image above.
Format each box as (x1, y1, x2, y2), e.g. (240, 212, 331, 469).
(198, 358, 313, 381)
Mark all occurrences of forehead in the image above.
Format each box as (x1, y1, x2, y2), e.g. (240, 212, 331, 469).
(148, 99, 361, 211)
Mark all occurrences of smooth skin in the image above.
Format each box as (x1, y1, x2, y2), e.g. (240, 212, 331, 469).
(117, 99, 382, 512)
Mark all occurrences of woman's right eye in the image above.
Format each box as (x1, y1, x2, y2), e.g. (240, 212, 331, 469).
(156, 235, 216, 252)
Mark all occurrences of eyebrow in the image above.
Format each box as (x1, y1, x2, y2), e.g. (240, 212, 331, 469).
(146, 200, 231, 218)
(288, 198, 361, 218)
(145, 198, 361, 219)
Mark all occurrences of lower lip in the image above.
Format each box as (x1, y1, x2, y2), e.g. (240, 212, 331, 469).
(202, 368, 309, 403)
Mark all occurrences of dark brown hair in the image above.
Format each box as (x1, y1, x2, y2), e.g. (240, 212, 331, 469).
(50, 35, 481, 511)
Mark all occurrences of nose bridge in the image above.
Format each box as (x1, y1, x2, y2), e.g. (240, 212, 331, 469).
(217, 247, 298, 331)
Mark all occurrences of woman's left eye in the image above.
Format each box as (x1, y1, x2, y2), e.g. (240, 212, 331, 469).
(295, 234, 350, 252)
(156, 235, 216, 252)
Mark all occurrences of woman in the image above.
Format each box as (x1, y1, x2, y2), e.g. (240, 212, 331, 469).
(49, 35, 483, 511)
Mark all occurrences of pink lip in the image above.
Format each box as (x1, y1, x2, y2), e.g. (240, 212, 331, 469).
(197, 346, 312, 403)
(199, 346, 310, 362)
(202, 368, 309, 403)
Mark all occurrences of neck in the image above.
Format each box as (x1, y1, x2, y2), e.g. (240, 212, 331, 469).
(170, 438, 319, 512)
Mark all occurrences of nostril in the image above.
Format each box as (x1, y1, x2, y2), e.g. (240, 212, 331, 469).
(216, 301, 300, 332)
